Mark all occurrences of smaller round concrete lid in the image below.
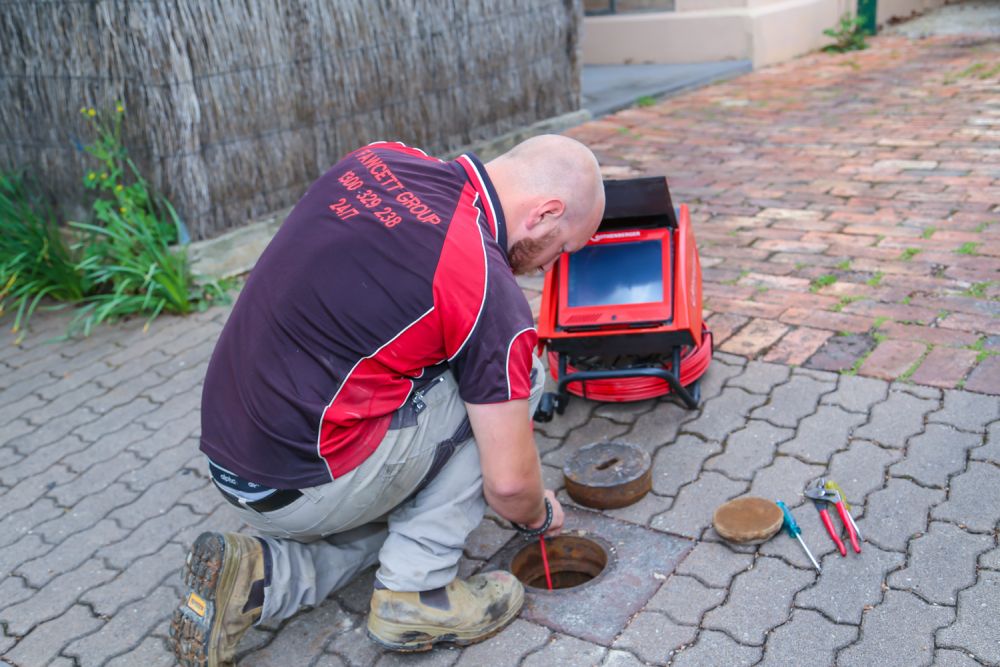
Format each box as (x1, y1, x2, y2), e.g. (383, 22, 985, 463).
(713, 496, 783, 545)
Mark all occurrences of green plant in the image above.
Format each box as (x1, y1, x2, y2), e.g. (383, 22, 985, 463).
(956, 242, 980, 256)
(68, 105, 228, 335)
(0, 171, 86, 340)
(635, 95, 657, 108)
(823, 14, 869, 54)
(835, 259, 851, 271)
(963, 281, 993, 298)
(899, 247, 921, 261)
(810, 274, 837, 293)
(921, 226, 936, 240)
(866, 271, 884, 287)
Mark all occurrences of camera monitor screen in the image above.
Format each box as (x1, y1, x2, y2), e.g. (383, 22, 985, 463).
(557, 228, 673, 330)
(567, 241, 663, 307)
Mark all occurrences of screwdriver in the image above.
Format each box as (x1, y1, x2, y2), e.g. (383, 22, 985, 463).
(777, 500, 821, 573)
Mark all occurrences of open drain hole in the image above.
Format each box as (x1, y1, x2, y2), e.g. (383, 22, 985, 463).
(511, 535, 608, 590)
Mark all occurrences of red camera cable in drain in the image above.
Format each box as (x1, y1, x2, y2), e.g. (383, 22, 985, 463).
(539, 535, 553, 590)
(547, 330, 712, 403)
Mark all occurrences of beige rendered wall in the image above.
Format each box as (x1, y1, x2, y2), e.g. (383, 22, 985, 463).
(583, 0, 943, 68)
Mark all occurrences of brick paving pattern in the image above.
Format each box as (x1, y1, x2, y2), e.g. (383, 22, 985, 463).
(2, 31, 1000, 667)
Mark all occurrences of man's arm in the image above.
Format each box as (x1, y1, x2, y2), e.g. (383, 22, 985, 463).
(465, 399, 564, 534)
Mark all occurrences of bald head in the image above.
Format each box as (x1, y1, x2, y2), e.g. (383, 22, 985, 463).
(486, 135, 605, 274)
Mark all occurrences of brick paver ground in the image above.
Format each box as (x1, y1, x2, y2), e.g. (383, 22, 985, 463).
(2, 28, 999, 667)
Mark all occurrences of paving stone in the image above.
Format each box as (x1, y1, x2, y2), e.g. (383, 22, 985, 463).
(696, 355, 744, 401)
(83, 543, 185, 616)
(965, 356, 1000, 394)
(145, 364, 206, 403)
(1, 436, 91, 486)
(2, 604, 103, 667)
(594, 399, 655, 425)
(104, 636, 176, 667)
(764, 326, 833, 366)
(759, 608, 857, 667)
(681, 387, 768, 443)
(600, 488, 673, 526)
(933, 649, 984, 667)
(376, 647, 458, 666)
(937, 571, 1000, 665)
(535, 394, 597, 439)
(669, 629, 762, 667)
(10, 407, 99, 452)
(888, 521, 992, 605)
(929, 389, 1000, 432)
(70, 398, 158, 444)
(838, 590, 953, 667)
(861, 477, 945, 552)
(778, 405, 867, 463)
(645, 574, 726, 625)
(675, 540, 755, 589)
(795, 542, 905, 624)
(821, 374, 890, 413)
(0, 419, 36, 449)
(331, 565, 378, 616)
(980, 545, 1000, 571)
(311, 654, 347, 667)
(2, 558, 117, 635)
(94, 349, 171, 390)
(705, 421, 792, 481)
(749, 375, 834, 428)
(64, 585, 178, 665)
(240, 601, 356, 667)
(651, 471, 747, 539)
(610, 611, 696, 665)
(534, 433, 562, 456)
(0, 573, 35, 615)
(543, 418, 631, 467)
(758, 495, 842, 567)
(324, 624, 382, 666)
(932, 461, 1000, 533)
(109, 472, 208, 530)
(726, 360, 791, 395)
(0, 365, 58, 404)
(61, 422, 152, 472)
(2, 462, 75, 512)
(627, 400, 688, 448)
(861, 340, 928, 380)
(890, 424, 981, 488)
(85, 371, 171, 415)
(805, 333, 874, 373)
(853, 390, 939, 448)
(600, 649, 645, 667)
(748, 455, 825, 504)
(455, 620, 550, 667)
(98, 505, 200, 569)
(0, 497, 62, 548)
(35, 483, 140, 544)
(16, 519, 128, 587)
(0, 393, 45, 425)
(37, 361, 116, 401)
(49, 451, 146, 507)
(826, 439, 902, 502)
(702, 556, 814, 645)
(523, 633, 606, 667)
(463, 518, 515, 561)
(898, 383, 941, 401)
(971, 421, 1000, 464)
(138, 391, 202, 430)
(0, 535, 51, 581)
(650, 434, 722, 497)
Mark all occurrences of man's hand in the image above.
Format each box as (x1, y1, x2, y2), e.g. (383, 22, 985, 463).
(527, 489, 564, 536)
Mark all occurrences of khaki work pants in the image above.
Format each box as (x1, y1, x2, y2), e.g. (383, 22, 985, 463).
(229, 356, 545, 623)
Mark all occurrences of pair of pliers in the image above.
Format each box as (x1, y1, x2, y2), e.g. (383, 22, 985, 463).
(804, 479, 861, 556)
(825, 479, 864, 543)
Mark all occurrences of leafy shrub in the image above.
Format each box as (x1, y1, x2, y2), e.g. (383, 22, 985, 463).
(823, 14, 868, 53)
(0, 171, 85, 341)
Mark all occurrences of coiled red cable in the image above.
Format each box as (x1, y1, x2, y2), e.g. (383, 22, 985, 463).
(548, 329, 713, 403)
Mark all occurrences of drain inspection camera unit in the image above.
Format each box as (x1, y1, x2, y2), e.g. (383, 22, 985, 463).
(534, 176, 713, 421)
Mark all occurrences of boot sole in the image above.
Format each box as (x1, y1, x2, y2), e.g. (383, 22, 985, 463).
(365, 587, 524, 653)
(168, 532, 240, 667)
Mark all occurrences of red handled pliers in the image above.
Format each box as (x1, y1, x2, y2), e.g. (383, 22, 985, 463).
(805, 479, 861, 556)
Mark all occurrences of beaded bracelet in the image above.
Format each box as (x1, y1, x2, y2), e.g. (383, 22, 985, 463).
(511, 498, 553, 538)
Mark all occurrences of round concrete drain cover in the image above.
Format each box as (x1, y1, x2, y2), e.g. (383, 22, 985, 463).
(563, 441, 651, 509)
(511, 534, 610, 590)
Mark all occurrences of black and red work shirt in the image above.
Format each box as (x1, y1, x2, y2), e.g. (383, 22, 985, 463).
(200, 143, 537, 489)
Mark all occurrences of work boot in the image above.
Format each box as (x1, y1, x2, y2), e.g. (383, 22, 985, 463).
(366, 571, 524, 652)
(168, 532, 268, 667)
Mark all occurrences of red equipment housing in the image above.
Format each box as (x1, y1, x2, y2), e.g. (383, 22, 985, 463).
(534, 176, 712, 420)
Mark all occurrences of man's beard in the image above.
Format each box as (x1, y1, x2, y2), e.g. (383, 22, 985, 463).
(509, 228, 560, 275)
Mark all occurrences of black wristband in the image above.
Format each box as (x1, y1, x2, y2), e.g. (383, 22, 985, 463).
(511, 498, 553, 538)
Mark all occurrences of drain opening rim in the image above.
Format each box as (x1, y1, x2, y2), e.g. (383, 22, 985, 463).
(510, 532, 614, 593)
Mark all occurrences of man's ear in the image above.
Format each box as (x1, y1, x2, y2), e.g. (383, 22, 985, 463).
(524, 199, 566, 234)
